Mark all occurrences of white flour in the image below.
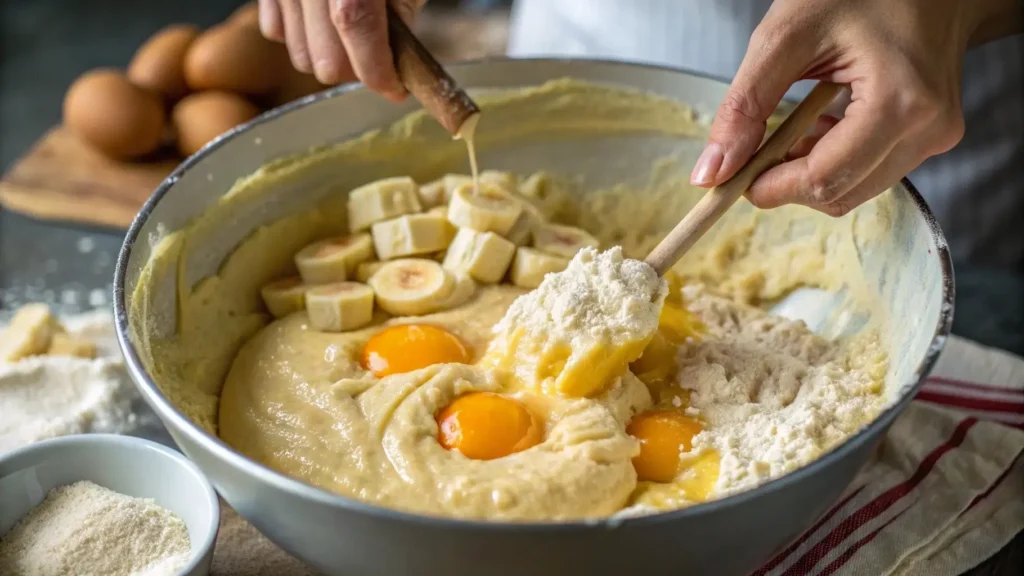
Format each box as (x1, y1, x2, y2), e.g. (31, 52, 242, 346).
(678, 284, 885, 495)
(0, 310, 145, 455)
(0, 481, 191, 576)
(495, 247, 666, 346)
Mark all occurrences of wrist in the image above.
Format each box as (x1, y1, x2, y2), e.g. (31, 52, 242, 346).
(968, 0, 1024, 47)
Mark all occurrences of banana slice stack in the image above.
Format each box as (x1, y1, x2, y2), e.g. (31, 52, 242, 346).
(258, 170, 606, 333)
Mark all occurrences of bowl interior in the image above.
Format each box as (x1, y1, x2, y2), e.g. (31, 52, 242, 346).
(0, 434, 218, 564)
(117, 59, 951, 513)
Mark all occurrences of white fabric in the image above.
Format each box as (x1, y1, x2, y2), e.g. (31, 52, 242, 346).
(507, 0, 1024, 269)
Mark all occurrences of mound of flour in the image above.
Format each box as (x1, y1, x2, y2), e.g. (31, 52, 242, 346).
(0, 310, 145, 455)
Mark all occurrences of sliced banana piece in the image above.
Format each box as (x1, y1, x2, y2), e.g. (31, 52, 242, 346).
(0, 303, 58, 362)
(531, 223, 599, 259)
(504, 196, 546, 246)
(261, 276, 309, 318)
(519, 171, 565, 219)
(371, 213, 455, 261)
(48, 332, 97, 359)
(418, 174, 473, 208)
(368, 258, 455, 316)
(479, 170, 518, 193)
(305, 282, 375, 332)
(442, 227, 516, 284)
(347, 176, 423, 232)
(446, 182, 522, 235)
(294, 233, 373, 284)
(355, 260, 385, 283)
(509, 247, 571, 289)
(438, 272, 477, 311)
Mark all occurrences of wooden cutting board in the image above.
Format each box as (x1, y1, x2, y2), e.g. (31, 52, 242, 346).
(0, 127, 177, 229)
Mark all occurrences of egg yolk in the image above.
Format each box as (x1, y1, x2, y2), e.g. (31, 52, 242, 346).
(437, 392, 543, 460)
(627, 410, 704, 483)
(361, 324, 470, 377)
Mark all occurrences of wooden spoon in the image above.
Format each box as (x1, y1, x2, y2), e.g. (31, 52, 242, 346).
(644, 81, 844, 276)
(386, 4, 480, 136)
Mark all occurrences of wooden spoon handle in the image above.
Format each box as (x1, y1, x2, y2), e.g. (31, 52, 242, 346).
(386, 4, 480, 135)
(644, 81, 844, 276)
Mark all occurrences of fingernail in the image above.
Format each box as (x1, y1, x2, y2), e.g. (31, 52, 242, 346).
(691, 143, 724, 186)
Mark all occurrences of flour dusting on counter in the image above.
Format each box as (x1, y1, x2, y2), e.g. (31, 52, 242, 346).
(0, 308, 146, 455)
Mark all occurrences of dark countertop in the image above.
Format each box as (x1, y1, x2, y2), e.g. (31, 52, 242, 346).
(0, 0, 1019, 573)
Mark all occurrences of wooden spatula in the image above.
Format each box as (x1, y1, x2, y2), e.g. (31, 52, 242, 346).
(386, 4, 480, 136)
(644, 81, 844, 276)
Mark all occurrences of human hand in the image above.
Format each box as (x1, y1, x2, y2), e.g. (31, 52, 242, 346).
(690, 0, 1017, 217)
(257, 0, 426, 102)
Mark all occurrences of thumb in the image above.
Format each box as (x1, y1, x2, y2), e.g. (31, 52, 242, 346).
(692, 24, 815, 187)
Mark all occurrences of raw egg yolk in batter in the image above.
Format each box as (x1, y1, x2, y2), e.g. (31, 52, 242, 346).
(361, 324, 470, 377)
(436, 392, 543, 460)
(627, 410, 704, 483)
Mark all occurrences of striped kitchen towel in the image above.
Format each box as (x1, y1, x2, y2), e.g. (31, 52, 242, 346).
(755, 335, 1024, 576)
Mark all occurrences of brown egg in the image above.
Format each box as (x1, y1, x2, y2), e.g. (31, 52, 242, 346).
(228, 2, 260, 29)
(270, 65, 332, 108)
(128, 24, 200, 101)
(63, 68, 166, 160)
(172, 91, 260, 156)
(184, 23, 288, 96)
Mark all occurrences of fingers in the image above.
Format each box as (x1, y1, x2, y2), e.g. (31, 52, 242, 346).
(279, 0, 312, 73)
(258, 0, 284, 41)
(785, 115, 840, 161)
(331, 0, 406, 102)
(302, 0, 354, 84)
(693, 19, 820, 187)
(746, 80, 903, 210)
(806, 144, 918, 218)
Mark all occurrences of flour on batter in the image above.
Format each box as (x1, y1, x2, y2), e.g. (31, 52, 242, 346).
(486, 247, 666, 398)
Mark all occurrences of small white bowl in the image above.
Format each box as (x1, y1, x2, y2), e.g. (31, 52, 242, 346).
(0, 434, 219, 575)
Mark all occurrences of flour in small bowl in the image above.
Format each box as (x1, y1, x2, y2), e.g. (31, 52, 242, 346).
(0, 481, 191, 576)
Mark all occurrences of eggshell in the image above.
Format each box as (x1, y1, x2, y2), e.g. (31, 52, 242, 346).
(229, 2, 260, 29)
(128, 24, 200, 101)
(63, 68, 166, 159)
(172, 91, 260, 156)
(184, 23, 288, 95)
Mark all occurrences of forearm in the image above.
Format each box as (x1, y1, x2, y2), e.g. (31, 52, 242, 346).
(969, 0, 1024, 47)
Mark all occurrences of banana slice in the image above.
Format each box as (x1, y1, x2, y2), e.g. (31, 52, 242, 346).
(442, 227, 516, 284)
(347, 176, 423, 232)
(0, 303, 58, 362)
(446, 182, 523, 235)
(479, 170, 518, 193)
(438, 272, 477, 311)
(504, 196, 546, 246)
(519, 171, 565, 219)
(48, 332, 97, 359)
(294, 233, 373, 284)
(531, 223, 599, 259)
(260, 276, 309, 318)
(427, 205, 450, 218)
(355, 260, 385, 283)
(509, 247, 571, 289)
(368, 258, 455, 316)
(305, 282, 375, 332)
(418, 174, 473, 208)
(371, 213, 455, 261)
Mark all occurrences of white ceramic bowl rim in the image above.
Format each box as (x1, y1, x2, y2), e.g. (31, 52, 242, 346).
(112, 56, 955, 532)
(0, 433, 220, 573)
